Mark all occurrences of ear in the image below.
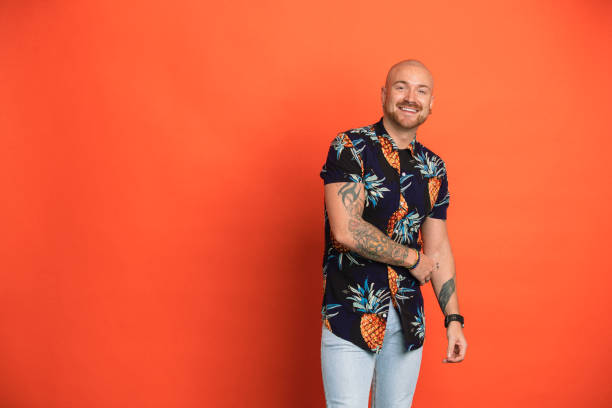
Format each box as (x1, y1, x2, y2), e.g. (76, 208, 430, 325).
(429, 94, 435, 113)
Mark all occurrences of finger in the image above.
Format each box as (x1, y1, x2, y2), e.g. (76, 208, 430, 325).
(446, 339, 455, 361)
(448, 344, 464, 363)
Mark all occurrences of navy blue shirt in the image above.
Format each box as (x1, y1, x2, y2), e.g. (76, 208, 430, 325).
(320, 118, 450, 353)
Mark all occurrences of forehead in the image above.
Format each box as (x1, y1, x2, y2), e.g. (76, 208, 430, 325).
(386, 64, 434, 88)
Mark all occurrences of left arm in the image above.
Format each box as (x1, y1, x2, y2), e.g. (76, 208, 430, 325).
(421, 217, 467, 363)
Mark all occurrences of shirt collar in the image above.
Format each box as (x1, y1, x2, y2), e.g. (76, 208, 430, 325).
(374, 117, 418, 152)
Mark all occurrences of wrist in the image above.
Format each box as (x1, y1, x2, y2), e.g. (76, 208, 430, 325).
(446, 321, 463, 329)
(444, 314, 464, 328)
(406, 248, 420, 269)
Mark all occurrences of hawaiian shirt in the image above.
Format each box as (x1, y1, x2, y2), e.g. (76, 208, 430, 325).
(319, 117, 450, 353)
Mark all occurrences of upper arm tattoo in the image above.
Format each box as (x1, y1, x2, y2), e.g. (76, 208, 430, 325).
(337, 182, 365, 218)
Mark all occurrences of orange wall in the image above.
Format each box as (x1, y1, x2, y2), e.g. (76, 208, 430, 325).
(1, 1, 611, 407)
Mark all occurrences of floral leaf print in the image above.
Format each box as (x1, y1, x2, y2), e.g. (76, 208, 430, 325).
(346, 278, 391, 352)
(321, 303, 341, 320)
(346, 278, 390, 314)
(388, 267, 416, 309)
(391, 209, 424, 245)
(411, 306, 425, 340)
(327, 247, 364, 270)
(331, 134, 366, 171)
(348, 172, 390, 208)
(414, 151, 446, 208)
(395, 273, 416, 301)
(400, 173, 414, 195)
(353, 125, 377, 140)
(433, 191, 450, 208)
(322, 303, 342, 331)
(413, 151, 446, 179)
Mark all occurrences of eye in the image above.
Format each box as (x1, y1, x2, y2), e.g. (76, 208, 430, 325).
(418, 89, 427, 94)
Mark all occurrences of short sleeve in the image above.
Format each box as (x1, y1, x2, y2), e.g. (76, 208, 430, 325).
(427, 165, 450, 219)
(319, 134, 365, 185)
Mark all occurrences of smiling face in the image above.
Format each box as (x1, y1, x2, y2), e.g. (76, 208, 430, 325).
(381, 61, 435, 132)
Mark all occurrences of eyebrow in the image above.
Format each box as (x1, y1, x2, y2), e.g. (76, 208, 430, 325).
(392, 80, 431, 89)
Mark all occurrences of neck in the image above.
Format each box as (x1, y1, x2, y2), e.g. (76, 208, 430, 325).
(382, 116, 417, 149)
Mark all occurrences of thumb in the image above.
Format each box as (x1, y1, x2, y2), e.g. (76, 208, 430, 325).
(445, 339, 454, 361)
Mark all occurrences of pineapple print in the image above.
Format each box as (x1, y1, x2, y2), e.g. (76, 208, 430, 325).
(378, 135, 400, 173)
(386, 195, 422, 245)
(388, 266, 417, 308)
(378, 133, 416, 174)
(331, 133, 365, 175)
(321, 303, 341, 332)
(348, 172, 390, 208)
(411, 306, 426, 341)
(346, 278, 391, 351)
(353, 124, 377, 139)
(417, 230, 424, 251)
(388, 266, 399, 308)
(387, 194, 409, 238)
(413, 151, 446, 210)
(428, 178, 442, 209)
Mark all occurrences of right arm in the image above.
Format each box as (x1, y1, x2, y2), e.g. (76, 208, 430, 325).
(325, 181, 435, 284)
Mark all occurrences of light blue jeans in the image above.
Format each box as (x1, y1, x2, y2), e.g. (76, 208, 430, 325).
(321, 299, 423, 407)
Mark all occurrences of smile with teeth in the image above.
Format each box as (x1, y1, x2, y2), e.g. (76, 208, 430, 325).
(399, 106, 418, 113)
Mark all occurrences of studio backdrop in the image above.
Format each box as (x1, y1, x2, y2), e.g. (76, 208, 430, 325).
(1, 0, 611, 407)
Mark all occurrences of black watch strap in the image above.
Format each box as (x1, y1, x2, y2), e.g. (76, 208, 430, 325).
(444, 314, 464, 328)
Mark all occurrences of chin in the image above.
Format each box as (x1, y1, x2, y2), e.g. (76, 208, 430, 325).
(397, 114, 428, 130)
(394, 116, 421, 130)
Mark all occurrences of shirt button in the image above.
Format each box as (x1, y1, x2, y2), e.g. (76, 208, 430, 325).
(401, 172, 406, 176)
(382, 313, 387, 318)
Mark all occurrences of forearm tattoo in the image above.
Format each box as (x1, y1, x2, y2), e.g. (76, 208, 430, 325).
(337, 182, 414, 267)
(437, 275, 456, 314)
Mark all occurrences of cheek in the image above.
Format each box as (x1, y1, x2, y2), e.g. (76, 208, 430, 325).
(421, 97, 432, 110)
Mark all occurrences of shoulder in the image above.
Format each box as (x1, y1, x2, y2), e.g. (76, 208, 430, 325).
(331, 123, 376, 146)
(414, 141, 448, 176)
(326, 123, 378, 158)
(416, 139, 444, 160)
(417, 141, 446, 163)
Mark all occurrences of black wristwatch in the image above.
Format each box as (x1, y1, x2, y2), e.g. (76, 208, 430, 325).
(444, 314, 464, 328)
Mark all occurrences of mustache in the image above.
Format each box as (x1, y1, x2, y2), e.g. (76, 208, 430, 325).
(398, 102, 422, 109)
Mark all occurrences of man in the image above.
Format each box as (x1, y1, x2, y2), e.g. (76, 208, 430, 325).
(319, 59, 467, 407)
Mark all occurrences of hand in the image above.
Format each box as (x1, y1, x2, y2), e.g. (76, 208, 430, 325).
(443, 322, 467, 363)
(407, 251, 437, 285)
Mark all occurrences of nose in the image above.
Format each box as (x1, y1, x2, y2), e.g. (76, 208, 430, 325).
(403, 87, 418, 104)
(405, 87, 417, 103)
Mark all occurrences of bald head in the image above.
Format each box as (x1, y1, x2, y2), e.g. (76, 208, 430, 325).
(381, 59, 435, 134)
(385, 59, 434, 91)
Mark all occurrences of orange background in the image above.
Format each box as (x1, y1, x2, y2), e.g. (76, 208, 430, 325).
(1, 0, 611, 407)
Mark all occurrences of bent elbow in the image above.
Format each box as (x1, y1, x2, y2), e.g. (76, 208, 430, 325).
(330, 227, 353, 250)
